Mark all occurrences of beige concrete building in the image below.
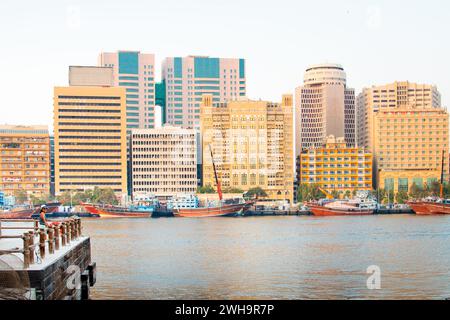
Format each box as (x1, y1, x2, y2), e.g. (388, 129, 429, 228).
(356, 81, 441, 149)
(54, 67, 127, 195)
(201, 94, 294, 202)
(295, 63, 356, 155)
(356, 81, 447, 192)
(299, 135, 372, 194)
(0, 125, 50, 196)
(130, 126, 197, 198)
(372, 106, 448, 192)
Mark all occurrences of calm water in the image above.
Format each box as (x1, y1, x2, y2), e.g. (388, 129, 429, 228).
(82, 215, 450, 300)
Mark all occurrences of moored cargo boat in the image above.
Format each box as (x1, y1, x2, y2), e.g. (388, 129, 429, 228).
(173, 199, 252, 218)
(308, 202, 375, 216)
(81, 203, 152, 218)
(173, 145, 252, 218)
(0, 202, 60, 219)
(407, 150, 450, 215)
(408, 198, 450, 215)
(308, 196, 377, 217)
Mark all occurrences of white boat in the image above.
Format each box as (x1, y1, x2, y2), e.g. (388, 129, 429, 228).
(167, 194, 199, 210)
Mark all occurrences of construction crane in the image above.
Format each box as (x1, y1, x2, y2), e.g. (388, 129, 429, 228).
(318, 187, 334, 200)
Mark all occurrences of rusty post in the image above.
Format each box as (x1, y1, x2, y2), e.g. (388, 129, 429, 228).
(75, 219, 80, 238)
(71, 219, 76, 240)
(73, 219, 78, 238)
(69, 220, 73, 242)
(66, 222, 71, 244)
(39, 229, 46, 260)
(68, 220, 73, 241)
(34, 220, 39, 233)
(78, 218, 82, 237)
(61, 223, 66, 247)
(48, 228, 54, 254)
(54, 225, 60, 251)
(28, 231, 35, 265)
(22, 233, 30, 269)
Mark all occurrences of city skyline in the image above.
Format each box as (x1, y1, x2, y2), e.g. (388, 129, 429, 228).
(1, 0, 449, 129)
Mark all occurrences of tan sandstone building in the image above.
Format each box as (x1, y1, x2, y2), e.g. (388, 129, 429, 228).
(356, 81, 448, 193)
(200, 94, 294, 202)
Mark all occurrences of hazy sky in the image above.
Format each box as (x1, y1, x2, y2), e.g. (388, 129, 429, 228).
(1, 0, 449, 129)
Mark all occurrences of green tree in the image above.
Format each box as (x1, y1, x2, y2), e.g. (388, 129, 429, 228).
(92, 187, 118, 205)
(56, 191, 73, 205)
(443, 182, 450, 198)
(377, 188, 394, 204)
(344, 190, 351, 199)
(331, 189, 340, 199)
(222, 187, 244, 194)
(409, 182, 423, 199)
(29, 193, 51, 206)
(197, 184, 216, 194)
(244, 187, 268, 199)
(297, 183, 328, 202)
(395, 190, 409, 204)
(428, 180, 441, 197)
(14, 190, 28, 204)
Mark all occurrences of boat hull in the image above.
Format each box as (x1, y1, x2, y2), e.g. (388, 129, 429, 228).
(1, 203, 60, 219)
(308, 204, 374, 216)
(408, 201, 450, 215)
(173, 203, 248, 218)
(81, 203, 151, 218)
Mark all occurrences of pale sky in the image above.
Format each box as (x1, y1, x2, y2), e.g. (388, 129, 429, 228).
(1, 0, 449, 130)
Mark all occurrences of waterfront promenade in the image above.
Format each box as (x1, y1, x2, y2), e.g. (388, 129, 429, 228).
(0, 218, 94, 299)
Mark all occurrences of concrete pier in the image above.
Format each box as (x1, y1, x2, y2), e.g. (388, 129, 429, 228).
(0, 218, 95, 300)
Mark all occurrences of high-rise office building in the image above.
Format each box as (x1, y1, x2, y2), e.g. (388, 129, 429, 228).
(0, 125, 50, 196)
(161, 56, 246, 128)
(299, 135, 372, 194)
(53, 66, 128, 195)
(98, 51, 156, 129)
(295, 63, 356, 154)
(130, 126, 197, 198)
(201, 94, 294, 203)
(356, 81, 441, 149)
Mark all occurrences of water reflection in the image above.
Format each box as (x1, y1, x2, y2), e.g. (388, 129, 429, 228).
(82, 215, 450, 299)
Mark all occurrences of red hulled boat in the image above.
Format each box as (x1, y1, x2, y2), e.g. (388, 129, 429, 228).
(173, 145, 251, 218)
(81, 203, 152, 218)
(407, 150, 450, 215)
(308, 202, 375, 216)
(407, 200, 450, 215)
(0, 203, 60, 219)
(173, 201, 251, 218)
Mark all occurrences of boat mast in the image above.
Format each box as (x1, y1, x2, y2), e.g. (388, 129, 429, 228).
(440, 149, 445, 198)
(209, 144, 223, 201)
